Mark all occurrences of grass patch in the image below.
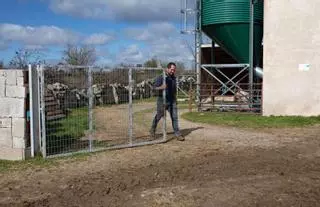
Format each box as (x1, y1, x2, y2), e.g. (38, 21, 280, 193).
(48, 107, 88, 138)
(181, 112, 320, 129)
(133, 108, 155, 129)
(0, 152, 94, 173)
(46, 107, 89, 155)
(133, 96, 157, 104)
(177, 103, 197, 110)
(0, 156, 54, 173)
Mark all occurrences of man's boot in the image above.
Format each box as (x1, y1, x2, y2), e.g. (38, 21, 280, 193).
(149, 129, 156, 139)
(176, 135, 185, 141)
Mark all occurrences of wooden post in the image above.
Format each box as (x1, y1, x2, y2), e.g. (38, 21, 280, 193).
(188, 87, 193, 112)
(211, 85, 214, 111)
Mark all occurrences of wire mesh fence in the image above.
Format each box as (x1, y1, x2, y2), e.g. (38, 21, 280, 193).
(41, 65, 91, 156)
(177, 74, 196, 99)
(176, 74, 197, 112)
(91, 67, 166, 150)
(38, 65, 167, 157)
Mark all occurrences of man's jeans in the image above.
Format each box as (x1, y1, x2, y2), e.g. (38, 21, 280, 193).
(151, 97, 181, 136)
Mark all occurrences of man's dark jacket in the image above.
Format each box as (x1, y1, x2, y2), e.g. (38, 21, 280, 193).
(154, 74, 177, 103)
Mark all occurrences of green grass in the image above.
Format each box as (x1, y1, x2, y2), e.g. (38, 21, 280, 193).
(48, 107, 88, 138)
(46, 107, 89, 155)
(0, 156, 53, 173)
(133, 96, 157, 103)
(0, 153, 94, 173)
(181, 112, 320, 129)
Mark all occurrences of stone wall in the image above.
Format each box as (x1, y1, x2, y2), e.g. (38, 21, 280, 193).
(0, 69, 29, 160)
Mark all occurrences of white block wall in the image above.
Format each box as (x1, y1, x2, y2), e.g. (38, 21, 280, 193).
(263, 0, 320, 116)
(0, 69, 28, 160)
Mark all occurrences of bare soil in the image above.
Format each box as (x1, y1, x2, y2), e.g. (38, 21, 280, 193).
(1, 103, 320, 207)
(93, 102, 161, 145)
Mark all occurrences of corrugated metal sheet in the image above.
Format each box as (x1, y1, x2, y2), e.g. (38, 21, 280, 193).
(202, 0, 263, 26)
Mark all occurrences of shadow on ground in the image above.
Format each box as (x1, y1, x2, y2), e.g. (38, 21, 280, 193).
(165, 127, 204, 141)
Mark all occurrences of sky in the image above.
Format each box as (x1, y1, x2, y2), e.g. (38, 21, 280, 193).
(0, 0, 198, 67)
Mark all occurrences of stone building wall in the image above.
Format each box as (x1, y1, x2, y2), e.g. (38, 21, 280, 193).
(0, 69, 29, 160)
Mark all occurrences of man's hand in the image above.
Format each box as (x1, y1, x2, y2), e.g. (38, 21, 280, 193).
(156, 83, 167, 90)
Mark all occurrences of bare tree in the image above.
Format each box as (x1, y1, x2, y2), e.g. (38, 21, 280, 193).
(143, 58, 158, 68)
(9, 48, 44, 69)
(0, 60, 3, 68)
(62, 44, 97, 66)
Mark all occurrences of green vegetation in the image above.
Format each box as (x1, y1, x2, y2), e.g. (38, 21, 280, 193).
(182, 112, 320, 129)
(0, 156, 53, 173)
(48, 107, 88, 138)
(132, 96, 157, 104)
(0, 153, 93, 173)
(46, 107, 89, 155)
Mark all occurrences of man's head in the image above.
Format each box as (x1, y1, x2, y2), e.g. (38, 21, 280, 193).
(166, 62, 176, 76)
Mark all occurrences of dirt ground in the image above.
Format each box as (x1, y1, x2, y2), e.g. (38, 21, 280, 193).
(1, 103, 320, 207)
(93, 102, 160, 145)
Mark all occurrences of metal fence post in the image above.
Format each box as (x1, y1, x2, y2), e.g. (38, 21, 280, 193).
(37, 65, 42, 152)
(249, 0, 255, 109)
(28, 64, 34, 157)
(195, 0, 202, 111)
(162, 69, 167, 141)
(128, 68, 133, 145)
(88, 66, 93, 152)
(39, 65, 47, 158)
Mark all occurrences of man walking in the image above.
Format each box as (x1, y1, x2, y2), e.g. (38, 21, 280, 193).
(150, 62, 185, 141)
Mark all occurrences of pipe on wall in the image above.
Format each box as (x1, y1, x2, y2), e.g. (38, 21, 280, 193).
(254, 67, 263, 79)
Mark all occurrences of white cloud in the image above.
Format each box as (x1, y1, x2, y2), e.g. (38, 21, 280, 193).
(117, 44, 144, 63)
(95, 48, 114, 66)
(0, 23, 78, 46)
(125, 22, 177, 41)
(123, 22, 194, 67)
(0, 23, 115, 50)
(24, 44, 46, 50)
(0, 40, 8, 51)
(84, 33, 114, 45)
(147, 39, 194, 63)
(49, 0, 180, 22)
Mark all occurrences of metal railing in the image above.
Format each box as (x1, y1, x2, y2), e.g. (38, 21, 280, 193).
(199, 82, 262, 113)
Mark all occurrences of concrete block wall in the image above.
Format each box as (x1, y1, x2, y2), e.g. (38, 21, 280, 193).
(263, 0, 320, 116)
(0, 69, 28, 160)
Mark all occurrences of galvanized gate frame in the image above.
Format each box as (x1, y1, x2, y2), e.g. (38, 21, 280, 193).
(28, 65, 41, 157)
(38, 65, 47, 157)
(30, 65, 169, 158)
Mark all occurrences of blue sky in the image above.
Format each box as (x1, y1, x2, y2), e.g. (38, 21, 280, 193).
(0, 0, 196, 67)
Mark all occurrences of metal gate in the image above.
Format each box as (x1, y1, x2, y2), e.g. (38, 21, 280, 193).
(29, 65, 168, 158)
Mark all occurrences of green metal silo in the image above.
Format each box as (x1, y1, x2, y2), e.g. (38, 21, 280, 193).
(201, 0, 264, 64)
